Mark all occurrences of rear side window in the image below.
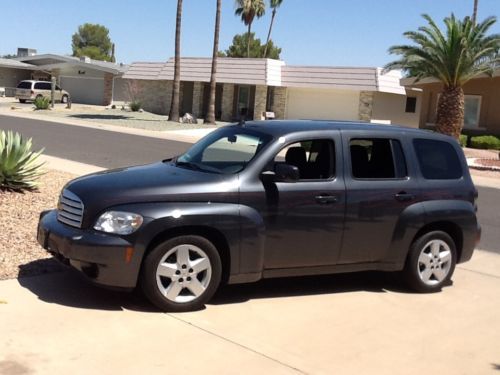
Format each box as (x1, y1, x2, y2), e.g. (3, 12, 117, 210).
(34, 82, 51, 90)
(413, 139, 462, 180)
(350, 138, 407, 179)
(17, 81, 32, 89)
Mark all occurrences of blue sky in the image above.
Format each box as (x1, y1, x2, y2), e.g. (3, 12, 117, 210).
(2, 0, 499, 67)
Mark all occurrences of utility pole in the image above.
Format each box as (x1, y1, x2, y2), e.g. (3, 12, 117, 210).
(51, 76, 56, 109)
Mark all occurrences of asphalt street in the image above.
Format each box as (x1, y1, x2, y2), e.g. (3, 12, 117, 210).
(0, 114, 191, 168)
(1, 114, 498, 254)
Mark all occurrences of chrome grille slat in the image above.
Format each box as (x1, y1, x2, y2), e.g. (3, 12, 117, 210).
(58, 204, 82, 215)
(57, 189, 84, 228)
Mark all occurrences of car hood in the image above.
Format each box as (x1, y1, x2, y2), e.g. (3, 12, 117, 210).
(64, 161, 239, 219)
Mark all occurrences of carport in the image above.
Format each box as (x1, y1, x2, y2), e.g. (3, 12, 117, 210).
(11, 54, 128, 105)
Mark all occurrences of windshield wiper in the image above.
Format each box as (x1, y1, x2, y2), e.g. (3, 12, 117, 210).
(175, 160, 222, 174)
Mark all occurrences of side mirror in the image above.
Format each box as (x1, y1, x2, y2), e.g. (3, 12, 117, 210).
(261, 163, 300, 183)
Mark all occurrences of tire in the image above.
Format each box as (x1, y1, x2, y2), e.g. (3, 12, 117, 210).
(61, 94, 68, 104)
(35, 95, 43, 101)
(141, 235, 222, 312)
(403, 231, 457, 293)
(19, 99, 26, 103)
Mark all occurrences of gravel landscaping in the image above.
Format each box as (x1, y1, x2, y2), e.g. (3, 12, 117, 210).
(0, 170, 75, 280)
(1, 100, 222, 131)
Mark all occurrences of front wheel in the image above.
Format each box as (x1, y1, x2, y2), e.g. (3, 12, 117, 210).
(141, 235, 222, 312)
(61, 94, 68, 104)
(19, 99, 26, 103)
(403, 231, 457, 293)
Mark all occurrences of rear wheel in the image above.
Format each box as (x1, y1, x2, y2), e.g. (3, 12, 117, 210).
(141, 235, 222, 312)
(403, 231, 457, 293)
(19, 99, 26, 103)
(61, 94, 68, 104)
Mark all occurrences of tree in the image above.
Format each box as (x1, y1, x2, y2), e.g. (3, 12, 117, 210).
(472, 0, 479, 25)
(169, 0, 183, 123)
(235, 0, 265, 57)
(385, 14, 500, 138)
(72, 23, 113, 61)
(1, 54, 17, 59)
(222, 32, 281, 59)
(263, 0, 283, 58)
(205, 0, 222, 125)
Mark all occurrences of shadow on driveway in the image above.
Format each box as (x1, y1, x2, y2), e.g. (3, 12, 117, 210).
(16, 259, 432, 312)
(18, 259, 157, 313)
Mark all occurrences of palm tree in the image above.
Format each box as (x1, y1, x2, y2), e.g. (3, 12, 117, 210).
(235, 0, 266, 58)
(205, 0, 222, 125)
(385, 14, 500, 139)
(169, 0, 183, 123)
(472, 0, 479, 25)
(263, 0, 283, 58)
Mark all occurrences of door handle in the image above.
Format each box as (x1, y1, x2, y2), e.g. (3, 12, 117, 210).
(315, 195, 338, 204)
(394, 192, 415, 202)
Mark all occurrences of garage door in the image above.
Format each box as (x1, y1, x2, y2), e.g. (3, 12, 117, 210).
(286, 87, 360, 121)
(60, 76, 104, 105)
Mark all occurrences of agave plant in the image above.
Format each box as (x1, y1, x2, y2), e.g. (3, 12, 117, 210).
(0, 130, 45, 191)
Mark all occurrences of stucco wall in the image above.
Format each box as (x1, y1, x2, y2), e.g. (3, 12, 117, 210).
(372, 91, 421, 128)
(417, 77, 500, 135)
(0, 68, 31, 91)
(285, 87, 360, 120)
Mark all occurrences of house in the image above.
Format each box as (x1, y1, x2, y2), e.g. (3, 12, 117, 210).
(123, 57, 421, 127)
(0, 49, 128, 105)
(401, 69, 500, 136)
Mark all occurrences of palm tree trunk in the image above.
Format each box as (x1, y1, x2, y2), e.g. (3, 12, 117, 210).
(247, 23, 252, 58)
(472, 0, 478, 25)
(435, 86, 464, 139)
(204, 0, 221, 125)
(263, 8, 276, 58)
(169, 0, 183, 123)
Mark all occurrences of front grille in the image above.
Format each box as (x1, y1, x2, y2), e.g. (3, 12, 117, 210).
(57, 189, 84, 228)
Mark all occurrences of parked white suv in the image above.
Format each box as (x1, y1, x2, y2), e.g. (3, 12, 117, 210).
(16, 80, 70, 104)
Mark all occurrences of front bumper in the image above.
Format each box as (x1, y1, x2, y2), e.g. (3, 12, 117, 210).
(37, 210, 140, 289)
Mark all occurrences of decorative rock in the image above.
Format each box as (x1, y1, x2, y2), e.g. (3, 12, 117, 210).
(181, 113, 198, 124)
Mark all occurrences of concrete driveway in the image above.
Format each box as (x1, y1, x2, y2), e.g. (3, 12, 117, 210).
(1, 249, 499, 374)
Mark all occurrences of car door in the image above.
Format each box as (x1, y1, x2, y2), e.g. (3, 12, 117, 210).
(339, 130, 420, 263)
(239, 131, 346, 269)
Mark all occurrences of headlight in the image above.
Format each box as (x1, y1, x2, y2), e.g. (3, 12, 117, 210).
(94, 211, 143, 235)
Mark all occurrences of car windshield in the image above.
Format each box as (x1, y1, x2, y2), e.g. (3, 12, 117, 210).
(175, 126, 272, 174)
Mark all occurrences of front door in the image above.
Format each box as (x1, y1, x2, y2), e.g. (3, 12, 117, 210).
(240, 132, 345, 269)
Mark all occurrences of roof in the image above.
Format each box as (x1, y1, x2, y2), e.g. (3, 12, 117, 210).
(232, 120, 432, 137)
(0, 58, 34, 70)
(124, 57, 284, 85)
(13, 54, 128, 74)
(123, 57, 405, 94)
(400, 67, 500, 87)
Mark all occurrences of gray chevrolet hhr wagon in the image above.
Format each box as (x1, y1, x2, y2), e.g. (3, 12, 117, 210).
(38, 121, 480, 311)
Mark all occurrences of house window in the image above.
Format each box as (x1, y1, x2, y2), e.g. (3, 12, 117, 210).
(405, 97, 417, 113)
(464, 95, 481, 128)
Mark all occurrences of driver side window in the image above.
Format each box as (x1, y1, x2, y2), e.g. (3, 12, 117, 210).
(274, 139, 335, 180)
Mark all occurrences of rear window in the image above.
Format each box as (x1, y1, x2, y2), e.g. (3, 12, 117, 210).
(413, 139, 462, 180)
(34, 82, 52, 90)
(17, 81, 32, 89)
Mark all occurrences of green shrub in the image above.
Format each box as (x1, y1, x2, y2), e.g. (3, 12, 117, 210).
(0, 131, 45, 190)
(459, 134, 468, 147)
(129, 101, 142, 112)
(33, 96, 50, 110)
(470, 135, 500, 150)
